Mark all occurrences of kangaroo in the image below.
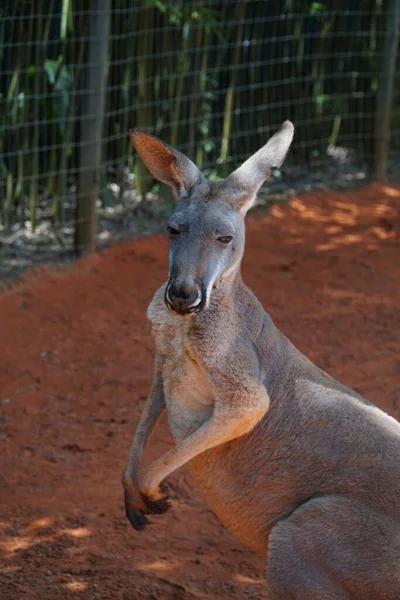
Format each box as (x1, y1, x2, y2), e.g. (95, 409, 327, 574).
(123, 122, 400, 599)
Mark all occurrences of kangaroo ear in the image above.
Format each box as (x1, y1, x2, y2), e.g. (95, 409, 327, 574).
(129, 129, 204, 198)
(223, 121, 294, 215)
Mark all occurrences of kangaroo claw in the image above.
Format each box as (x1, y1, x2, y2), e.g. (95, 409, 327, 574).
(126, 507, 151, 531)
(141, 492, 171, 514)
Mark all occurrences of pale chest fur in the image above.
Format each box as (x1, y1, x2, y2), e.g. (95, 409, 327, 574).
(147, 288, 214, 442)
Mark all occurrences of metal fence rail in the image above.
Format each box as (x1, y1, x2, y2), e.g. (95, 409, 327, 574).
(0, 0, 399, 275)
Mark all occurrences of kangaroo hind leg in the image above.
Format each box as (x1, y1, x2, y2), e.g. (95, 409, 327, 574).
(267, 495, 400, 600)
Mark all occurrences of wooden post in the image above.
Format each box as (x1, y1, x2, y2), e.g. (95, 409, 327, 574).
(74, 0, 111, 256)
(374, 0, 400, 182)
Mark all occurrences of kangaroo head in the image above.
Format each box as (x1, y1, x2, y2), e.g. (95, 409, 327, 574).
(130, 122, 294, 317)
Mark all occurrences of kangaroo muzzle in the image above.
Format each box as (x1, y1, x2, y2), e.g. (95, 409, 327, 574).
(165, 281, 204, 317)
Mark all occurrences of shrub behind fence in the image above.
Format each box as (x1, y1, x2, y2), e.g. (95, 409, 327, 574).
(0, 0, 399, 267)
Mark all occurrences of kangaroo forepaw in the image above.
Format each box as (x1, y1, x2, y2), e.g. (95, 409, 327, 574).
(141, 492, 171, 514)
(126, 507, 151, 531)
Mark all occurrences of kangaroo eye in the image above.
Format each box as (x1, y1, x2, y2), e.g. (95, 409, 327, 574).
(218, 235, 233, 245)
(167, 226, 180, 236)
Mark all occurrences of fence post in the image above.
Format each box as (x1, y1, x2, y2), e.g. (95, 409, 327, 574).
(374, 0, 400, 182)
(74, 0, 111, 256)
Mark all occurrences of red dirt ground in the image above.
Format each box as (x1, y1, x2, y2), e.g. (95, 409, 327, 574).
(1, 183, 400, 600)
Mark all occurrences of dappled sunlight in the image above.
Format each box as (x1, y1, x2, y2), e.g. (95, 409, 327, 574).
(317, 233, 363, 251)
(268, 186, 400, 256)
(281, 188, 400, 252)
(0, 513, 105, 597)
(287, 197, 363, 227)
(329, 210, 358, 226)
(0, 515, 93, 560)
(381, 186, 400, 198)
(269, 205, 286, 219)
(330, 200, 361, 215)
(235, 573, 266, 585)
(280, 236, 304, 245)
(325, 225, 343, 234)
(292, 198, 361, 222)
(64, 527, 91, 538)
(369, 226, 395, 240)
(0, 536, 32, 554)
(277, 236, 304, 247)
(290, 197, 315, 216)
(31, 517, 53, 529)
(372, 202, 396, 216)
(62, 580, 88, 592)
(134, 559, 181, 572)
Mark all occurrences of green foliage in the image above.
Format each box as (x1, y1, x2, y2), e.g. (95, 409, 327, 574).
(0, 0, 397, 235)
(309, 3, 327, 15)
(44, 59, 73, 136)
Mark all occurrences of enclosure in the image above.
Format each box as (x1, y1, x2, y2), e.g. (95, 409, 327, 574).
(1, 1, 400, 599)
(0, 0, 399, 276)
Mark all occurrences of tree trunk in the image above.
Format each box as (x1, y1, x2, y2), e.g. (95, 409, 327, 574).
(374, 0, 400, 182)
(74, 0, 111, 256)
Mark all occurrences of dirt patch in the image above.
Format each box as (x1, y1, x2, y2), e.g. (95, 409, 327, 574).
(1, 182, 399, 599)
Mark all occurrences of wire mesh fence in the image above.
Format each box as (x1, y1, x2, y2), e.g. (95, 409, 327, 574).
(0, 0, 399, 278)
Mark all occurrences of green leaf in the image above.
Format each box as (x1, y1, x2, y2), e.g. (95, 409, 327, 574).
(310, 2, 326, 14)
(315, 94, 329, 108)
(203, 140, 214, 153)
(44, 58, 58, 85)
(143, 0, 166, 12)
(44, 59, 72, 135)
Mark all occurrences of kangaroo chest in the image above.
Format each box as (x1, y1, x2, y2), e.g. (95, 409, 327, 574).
(149, 305, 214, 441)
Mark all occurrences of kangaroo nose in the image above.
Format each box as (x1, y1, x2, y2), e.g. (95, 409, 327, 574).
(166, 281, 202, 315)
